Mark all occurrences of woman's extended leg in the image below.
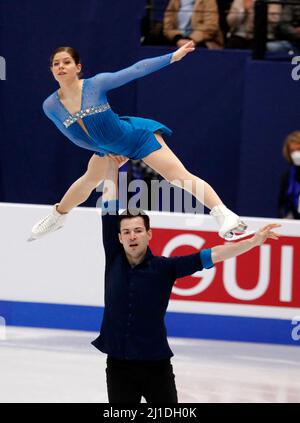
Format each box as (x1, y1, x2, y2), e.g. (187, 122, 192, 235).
(143, 134, 222, 210)
(142, 134, 248, 239)
(57, 154, 111, 213)
(28, 154, 125, 240)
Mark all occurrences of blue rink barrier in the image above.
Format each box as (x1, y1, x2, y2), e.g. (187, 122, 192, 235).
(0, 300, 298, 347)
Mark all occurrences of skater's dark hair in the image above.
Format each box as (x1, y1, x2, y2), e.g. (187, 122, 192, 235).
(118, 209, 150, 232)
(50, 47, 83, 78)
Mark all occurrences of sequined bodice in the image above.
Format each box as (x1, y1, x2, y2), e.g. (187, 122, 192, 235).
(62, 103, 111, 128)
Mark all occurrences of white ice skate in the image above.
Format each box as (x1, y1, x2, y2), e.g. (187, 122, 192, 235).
(27, 204, 67, 242)
(210, 204, 254, 241)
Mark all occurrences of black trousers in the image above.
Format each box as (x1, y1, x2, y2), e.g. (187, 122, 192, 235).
(106, 356, 178, 403)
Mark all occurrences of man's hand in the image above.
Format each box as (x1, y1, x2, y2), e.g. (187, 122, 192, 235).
(251, 224, 281, 247)
(171, 40, 195, 63)
(107, 154, 128, 167)
(176, 38, 194, 48)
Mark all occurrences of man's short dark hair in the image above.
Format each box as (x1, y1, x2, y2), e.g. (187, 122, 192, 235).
(118, 209, 150, 232)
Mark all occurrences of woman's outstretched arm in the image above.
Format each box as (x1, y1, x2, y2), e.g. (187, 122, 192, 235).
(95, 41, 195, 92)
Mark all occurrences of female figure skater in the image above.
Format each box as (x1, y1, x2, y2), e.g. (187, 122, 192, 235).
(29, 42, 249, 241)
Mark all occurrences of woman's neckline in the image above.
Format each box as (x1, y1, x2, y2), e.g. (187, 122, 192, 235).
(56, 79, 85, 116)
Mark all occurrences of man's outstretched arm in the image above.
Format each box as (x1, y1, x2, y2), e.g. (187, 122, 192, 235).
(167, 224, 281, 280)
(211, 224, 281, 264)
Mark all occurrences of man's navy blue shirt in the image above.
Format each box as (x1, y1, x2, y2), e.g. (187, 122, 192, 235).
(92, 205, 214, 360)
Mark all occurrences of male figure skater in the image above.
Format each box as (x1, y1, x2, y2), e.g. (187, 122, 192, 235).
(92, 158, 280, 403)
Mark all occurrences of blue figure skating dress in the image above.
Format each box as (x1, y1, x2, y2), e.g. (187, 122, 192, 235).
(43, 53, 174, 159)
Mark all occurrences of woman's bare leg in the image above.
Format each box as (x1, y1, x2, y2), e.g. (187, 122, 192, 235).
(142, 134, 222, 210)
(29, 154, 128, 240)
(143, 134, 250, 240)
(57, 154, 110, 213)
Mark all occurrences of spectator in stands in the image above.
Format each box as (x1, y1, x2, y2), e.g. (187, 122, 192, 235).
(141, 0, 170, 45)
(216, 0, 234, 40)
(226, 0, 282, 50)
(163, 0, 223, 48)
(278, 131, 300, 219)
(275, 0, 300, 54)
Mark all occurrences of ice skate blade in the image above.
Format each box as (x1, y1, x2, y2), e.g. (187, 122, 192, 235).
(223, 230, 255, 242)
(235, 221, 247, 232)
(27, 225, 64, 243)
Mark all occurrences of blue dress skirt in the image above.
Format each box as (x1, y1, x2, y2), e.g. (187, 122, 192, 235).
(94, 115, 173, 159)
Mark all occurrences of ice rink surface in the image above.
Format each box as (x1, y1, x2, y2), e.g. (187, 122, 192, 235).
(0, 326, 299, 403)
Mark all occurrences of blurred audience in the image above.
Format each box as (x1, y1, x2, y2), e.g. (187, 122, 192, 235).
(274, 0, 300, 54)
(163, 0, 224, 48)
(278, 131, 300, 219)
(142, 0, 300, 54)
(141, 0, 170, 45)
(226, 0, 282, 50)
(217, 0, 234, 40)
